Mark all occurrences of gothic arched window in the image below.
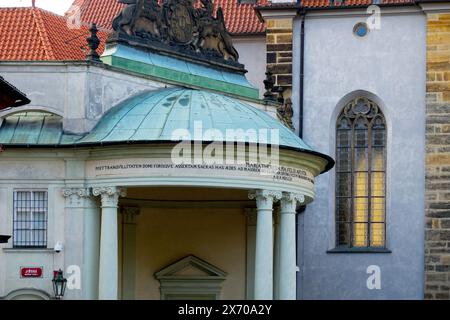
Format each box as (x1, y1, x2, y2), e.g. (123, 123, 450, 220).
(336, 97, 386, 248)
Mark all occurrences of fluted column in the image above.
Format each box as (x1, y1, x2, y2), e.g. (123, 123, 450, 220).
(248, 190, 282, 300)
(278, 192, 305, 300)
(93, 186, 126, 300)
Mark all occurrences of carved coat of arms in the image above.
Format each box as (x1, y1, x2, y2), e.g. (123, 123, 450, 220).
(164, 0, 195, 44)
(110, 0, 241, 65)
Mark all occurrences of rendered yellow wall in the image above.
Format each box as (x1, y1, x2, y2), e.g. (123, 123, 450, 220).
(133, 207, 247, 300)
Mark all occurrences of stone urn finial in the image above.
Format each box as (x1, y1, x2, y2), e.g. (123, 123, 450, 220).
(86, 23, 101, 62)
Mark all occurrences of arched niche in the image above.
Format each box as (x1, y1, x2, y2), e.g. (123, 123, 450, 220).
(0, 105, 64, 119)
(5, 288, 51, 300)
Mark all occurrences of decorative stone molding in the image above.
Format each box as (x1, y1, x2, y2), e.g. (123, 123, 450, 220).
(62, 187, 91, 207)
(109, 0, 242, 69)
(4, 288, 51, 300)
(280, 192, 305, 214)
(92, 187, 127, 208)
(248, 190, 282, 201)
(248, 190, 282, 211)
(282, 192, 305, 203)
(121, 206, 140, 224)
(155, 255, 227, 300)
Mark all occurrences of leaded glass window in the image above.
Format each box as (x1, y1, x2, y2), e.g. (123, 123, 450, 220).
(336, 98, 386, 248)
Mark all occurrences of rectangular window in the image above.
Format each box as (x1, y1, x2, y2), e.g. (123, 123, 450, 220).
(13, 190, 48, 248)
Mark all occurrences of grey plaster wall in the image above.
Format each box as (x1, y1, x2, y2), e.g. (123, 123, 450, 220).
(297, 10, 427, 299)
(233, 36, 267, 98)
(0, 152, 71, 299)
(0, 63, 164, 134)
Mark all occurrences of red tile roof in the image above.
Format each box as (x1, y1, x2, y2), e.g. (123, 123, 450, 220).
(0, 1, 419, 62)
(301, 0, 414, 8)
(71, 0, 418, 35)
(68, 0, 270, 35)
(0, 7, 107, 61)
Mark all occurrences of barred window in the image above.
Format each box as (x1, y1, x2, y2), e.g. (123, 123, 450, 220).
(13, 190, 48, 248)
(336, 98, 386, 248)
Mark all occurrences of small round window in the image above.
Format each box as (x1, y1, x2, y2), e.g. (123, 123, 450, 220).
(353, 22, 369, 38)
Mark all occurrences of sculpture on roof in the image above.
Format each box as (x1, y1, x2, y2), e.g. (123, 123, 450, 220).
(110, 0, 241, 67)
(112, 0, 163, 39)
(193, 0, 239, 62)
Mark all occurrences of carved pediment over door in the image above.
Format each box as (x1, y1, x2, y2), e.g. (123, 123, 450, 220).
(155, 255, 227, 300)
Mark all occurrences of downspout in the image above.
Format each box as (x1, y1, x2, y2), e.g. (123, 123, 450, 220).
(299, 13, 305, 140)
(296, 10, 306, 300)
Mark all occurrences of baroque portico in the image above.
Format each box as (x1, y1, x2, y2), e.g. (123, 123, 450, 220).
(44, 85, 330, 300)
(63, 185, 307, 300)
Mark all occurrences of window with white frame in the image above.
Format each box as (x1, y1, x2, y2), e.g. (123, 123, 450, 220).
(13, 190, 48, 248)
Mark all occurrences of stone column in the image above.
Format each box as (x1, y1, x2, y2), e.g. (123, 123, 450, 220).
(121, 207, 140, 300)
(273, 207, 281, 300)
(93, 186, 126, 300)
(278, 192, 304, 300)
(249, 190, 282, 300)
(83, 194, 101, 300)
(62, 187, 92, 300)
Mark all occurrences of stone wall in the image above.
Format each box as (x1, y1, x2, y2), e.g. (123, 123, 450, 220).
(425, 12, 450, 300)
(266, 18, 293, 97)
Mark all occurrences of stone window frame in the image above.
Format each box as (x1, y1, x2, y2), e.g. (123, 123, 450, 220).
(333, 97, 388, 251)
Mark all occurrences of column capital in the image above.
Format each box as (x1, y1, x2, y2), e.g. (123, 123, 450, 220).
(249, 190, 282, 211)
(62, 187, 91, 207)
(282, 192, 305, 204)
(248, 190, 282, 201)
(93, 187, 127, 208)
(280, 192, 305, 214)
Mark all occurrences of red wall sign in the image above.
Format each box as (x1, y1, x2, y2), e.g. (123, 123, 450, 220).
(20, 267, 43, 278)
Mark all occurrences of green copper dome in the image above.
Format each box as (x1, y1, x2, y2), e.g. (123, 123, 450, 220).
(0, 87, 334, 172)
(78, 87, 312, 151)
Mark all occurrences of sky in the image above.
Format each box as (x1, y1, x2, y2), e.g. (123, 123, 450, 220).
(0, 0, 74, 15)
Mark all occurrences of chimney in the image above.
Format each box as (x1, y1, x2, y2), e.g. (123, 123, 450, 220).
(32, 0, 36, 8)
